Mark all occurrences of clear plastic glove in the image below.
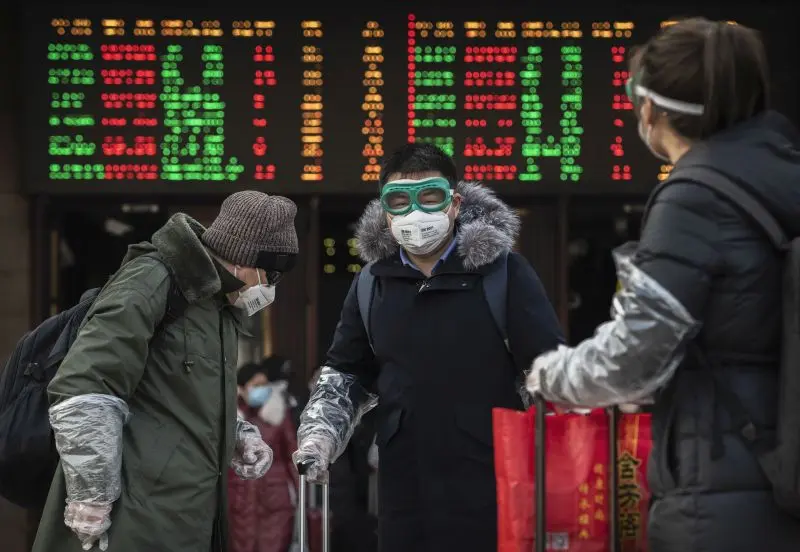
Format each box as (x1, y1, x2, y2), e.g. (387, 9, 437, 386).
(292, 436, 335, 484)
(231, 436, 273, 480)
(64, 501, 112, 551)
(294, 367, 378, 484)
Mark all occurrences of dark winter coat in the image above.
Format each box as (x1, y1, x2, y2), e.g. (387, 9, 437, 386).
(33, 214, 244, 552)
(326, 182, 564, 552)
(228, 394, 299, 552)
(328, 412, 379, 552)
(638, 111, 800, 551)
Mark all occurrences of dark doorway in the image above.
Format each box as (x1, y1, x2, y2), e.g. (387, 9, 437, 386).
(57, 204, 169, 310)
(317, 211, 363, 365)
(566, 198, 644, 344)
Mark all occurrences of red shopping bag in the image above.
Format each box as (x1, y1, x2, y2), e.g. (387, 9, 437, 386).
(493, 408, 652, 552)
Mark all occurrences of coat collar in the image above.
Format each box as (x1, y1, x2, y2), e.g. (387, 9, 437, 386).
(122, 213, 222, 303)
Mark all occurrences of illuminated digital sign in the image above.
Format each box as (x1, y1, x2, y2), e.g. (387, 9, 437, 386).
(20, 9, 795, 195)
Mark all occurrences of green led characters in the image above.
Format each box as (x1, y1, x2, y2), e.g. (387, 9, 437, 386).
(160, 44, 244, 181)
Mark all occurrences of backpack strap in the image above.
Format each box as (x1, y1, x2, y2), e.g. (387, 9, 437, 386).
(483, 251, 510, 352)
(357, 262, 377, 352)
(665, 167, 789, 457)
(141, 253, 189, 333)
(667, 166, 790, 252)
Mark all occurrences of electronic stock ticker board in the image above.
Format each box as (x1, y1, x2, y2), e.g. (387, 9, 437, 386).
(20, 8, 792, 195)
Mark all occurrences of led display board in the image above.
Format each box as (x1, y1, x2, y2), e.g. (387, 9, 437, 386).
(20, 8, 795, 195)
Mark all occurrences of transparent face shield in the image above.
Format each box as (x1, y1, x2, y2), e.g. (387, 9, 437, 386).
(625, 71, 705, 116)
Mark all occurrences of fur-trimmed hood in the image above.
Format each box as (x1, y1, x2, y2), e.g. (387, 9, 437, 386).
(122, 213, 222, 303)
(355, 181, 520, 270)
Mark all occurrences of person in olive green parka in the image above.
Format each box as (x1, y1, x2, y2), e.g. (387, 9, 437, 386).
(32, 191, 299, 552)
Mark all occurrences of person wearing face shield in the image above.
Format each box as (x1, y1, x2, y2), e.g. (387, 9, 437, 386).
(294, 144, 564, 551)
(526, 18, 800, 552)
(32, 191, 299, 552)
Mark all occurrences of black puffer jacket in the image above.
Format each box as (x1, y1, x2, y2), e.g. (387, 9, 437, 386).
(638, 111, 800, 551)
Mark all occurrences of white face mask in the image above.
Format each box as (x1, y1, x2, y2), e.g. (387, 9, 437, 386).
(390, 207, 452, 256)
(233, 268, 276, 316)
(637, 114, 670, 162)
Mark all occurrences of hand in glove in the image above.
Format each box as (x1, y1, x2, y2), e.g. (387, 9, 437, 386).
(64, 501, 112, 551)
(231, 436, 273, 479)
(525, 362, 545, 399)
(231, 420, 274, 479)
(292, 436, 334, 484)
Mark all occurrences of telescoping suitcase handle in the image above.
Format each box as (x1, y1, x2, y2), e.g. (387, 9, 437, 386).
(532, 396, 621, 552)
(297, 460, 330, 552)
(533, 394, 547, 552)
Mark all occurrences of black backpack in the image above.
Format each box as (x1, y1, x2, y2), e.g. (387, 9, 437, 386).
(0, 255, 188, 509)
(651, 165, 800, 518)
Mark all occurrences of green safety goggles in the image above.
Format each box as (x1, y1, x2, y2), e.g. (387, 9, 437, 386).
(625, 71, 642, 111)
(380, 177, 453, 216)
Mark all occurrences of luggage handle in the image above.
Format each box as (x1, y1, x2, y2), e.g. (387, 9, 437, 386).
(296, 460, 330, 552)
(533, 394, 547, 552)
(609, 407, 620, 552)
(533, 401, 621, 552)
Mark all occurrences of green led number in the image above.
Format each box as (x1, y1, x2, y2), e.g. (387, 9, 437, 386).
(47, 43, 99, 180)
(160, 44, 244, 181)
(411, 42, 456, 152)
(520, 45, 584, 182)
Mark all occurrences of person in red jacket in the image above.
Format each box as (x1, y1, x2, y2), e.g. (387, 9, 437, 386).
(229, 359, 300, 552)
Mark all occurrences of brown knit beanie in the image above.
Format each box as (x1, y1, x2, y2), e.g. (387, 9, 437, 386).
(201, 191, 298, 267)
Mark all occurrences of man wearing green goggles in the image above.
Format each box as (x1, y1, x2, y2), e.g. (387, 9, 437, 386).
(379, 176, 460, 269)
(294, 144, 564, 552)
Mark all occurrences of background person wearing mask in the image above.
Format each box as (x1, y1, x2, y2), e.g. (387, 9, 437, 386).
(294, 144, 564, 551)
(260, 355, 302, 426)
(527, 18, 800, 552)
(32, 191, 299, 552)
(228, 361, 299, 552)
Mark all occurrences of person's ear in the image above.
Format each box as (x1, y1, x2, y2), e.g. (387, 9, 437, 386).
(640, 98, 656, 126)
(451, 192, 462, 216)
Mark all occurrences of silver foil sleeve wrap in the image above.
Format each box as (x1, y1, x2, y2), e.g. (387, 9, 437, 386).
(49, 394, 131, 504)
(531, 242, 700, 408)
(296, 367, 379, 464)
